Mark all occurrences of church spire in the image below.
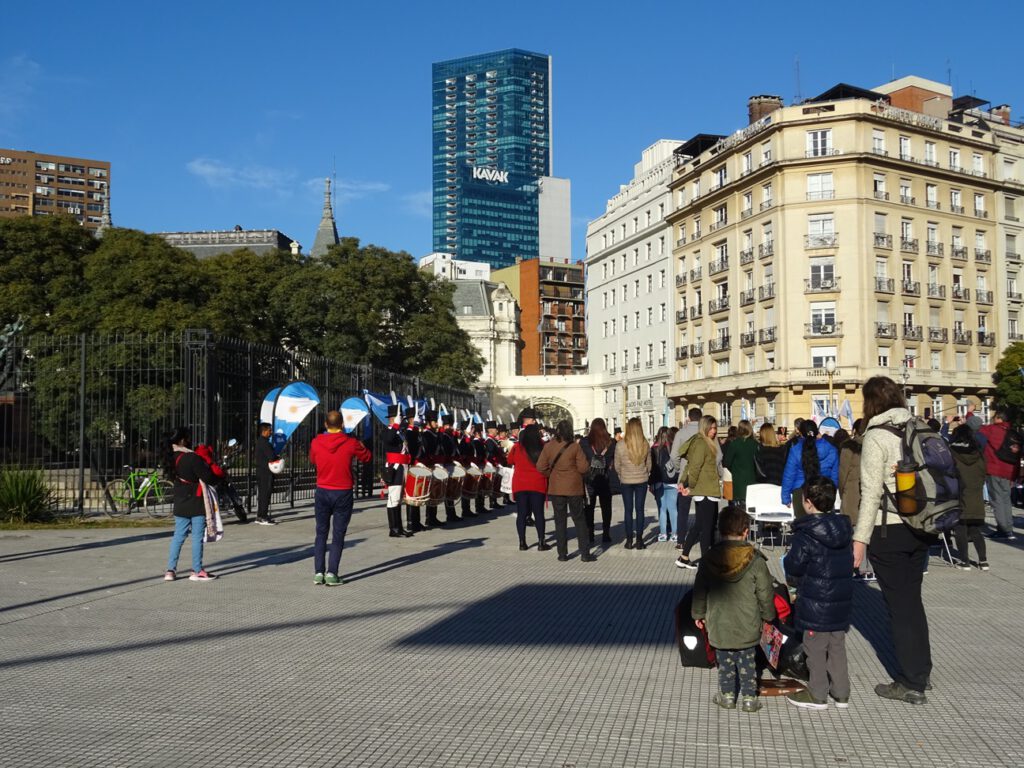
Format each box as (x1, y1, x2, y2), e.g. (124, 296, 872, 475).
(310, 177, 339, 258)
(95, 191, 112, 238)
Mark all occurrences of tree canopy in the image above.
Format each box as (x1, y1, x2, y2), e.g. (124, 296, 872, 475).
(0, 216, 484, 389)
(993, 342, 1024, 422)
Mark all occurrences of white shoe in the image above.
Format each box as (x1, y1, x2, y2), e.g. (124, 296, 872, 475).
(657, 534, 668, 542)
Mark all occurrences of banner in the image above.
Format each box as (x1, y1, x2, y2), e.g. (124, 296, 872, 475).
(363, 390, 393, 425)
(340, 396, 371, 436)
(260, 381, 320, 453)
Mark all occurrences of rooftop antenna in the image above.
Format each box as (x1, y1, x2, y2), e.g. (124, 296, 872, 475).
(332, 155, 336, 212)
(891, 62, 895, 82)
(946, 59, 952, 86)
(794, 56, 802, 103)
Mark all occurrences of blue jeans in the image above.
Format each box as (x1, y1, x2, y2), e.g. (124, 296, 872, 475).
(167, 514, 206, 573)
(314, 488, 354, 575)
(657, 483, 678, 537)
(621, 483, 647, 538)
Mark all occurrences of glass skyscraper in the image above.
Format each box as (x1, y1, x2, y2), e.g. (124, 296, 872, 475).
(432, 49, 551, 269)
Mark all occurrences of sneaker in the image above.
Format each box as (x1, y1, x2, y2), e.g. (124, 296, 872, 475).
(255, 517, 278, 526)
(987, 530, 1010, 539)
(324, 573, 344, 586)
(979, 561, 990, 571)
(313, 573, 325, 585)
(741, 695, 763, 713)
(832, 696, 850, 709)
(874, 681, 926, 705)
(675, 556, 697, 570)
(712, 692, 736, 710)
(670, 533, 678, 543)
(163, 570, 176, 581)
(863, 572, 877, 582)
(657, 533, 668, 542)
(787, 690, 827, 710)
(955, 561, 972, 571)
(189, 570, 217, 582)
(1009, 533, 1018, 541)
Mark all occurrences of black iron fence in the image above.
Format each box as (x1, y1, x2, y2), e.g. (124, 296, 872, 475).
(0, 330, 483, 513)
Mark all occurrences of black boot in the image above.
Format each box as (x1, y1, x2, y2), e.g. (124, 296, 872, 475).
(635, 534, 647, 550)
(624, 535, 634, 550)
(445, 502, 460, 524)
(387, 507, 401, 537)
(519, 537, 528, 551)
(425, 506, 443, 528)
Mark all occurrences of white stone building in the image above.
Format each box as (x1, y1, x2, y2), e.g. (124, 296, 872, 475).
(420, 252, 492, 281)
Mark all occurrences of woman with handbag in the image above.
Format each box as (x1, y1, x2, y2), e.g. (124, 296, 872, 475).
(537, 420, 594, 562)
(162, 426, 218, 582)
(580, 418, 616, 544)
(614, 418, 654, 549)
(507, 424, 550, 552)
(674, 415, 722, 570)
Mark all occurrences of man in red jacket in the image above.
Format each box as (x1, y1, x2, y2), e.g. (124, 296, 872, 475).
(979, 408, 1019, 540)
(309, 410, 373, 585)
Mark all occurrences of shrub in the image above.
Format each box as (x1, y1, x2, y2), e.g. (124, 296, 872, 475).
(0, 468, 58, 524)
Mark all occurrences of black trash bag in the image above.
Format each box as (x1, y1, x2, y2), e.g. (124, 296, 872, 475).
(674, 590, 714, 668)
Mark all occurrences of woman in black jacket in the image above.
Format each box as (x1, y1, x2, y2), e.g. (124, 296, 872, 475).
(949, 424, 988, 570)
(756, 423, 787, 485)
(163, 426, 218, 582)
(580, 418, 617, 544)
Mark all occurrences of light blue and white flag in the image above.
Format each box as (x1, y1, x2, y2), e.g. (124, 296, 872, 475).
(839, 398, 854, 429)
(340, 396, 371, 436)
(363, 390, 392, 425)
(261, 381, 320, 452)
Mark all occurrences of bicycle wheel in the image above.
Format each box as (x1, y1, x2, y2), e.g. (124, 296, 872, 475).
(104, 479, 131, 517)
(144, 479, 175, 518)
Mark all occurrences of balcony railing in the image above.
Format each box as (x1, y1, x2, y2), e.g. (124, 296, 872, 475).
(875, 276, 895, 293)
(900, 237, 919, 253)
(975, 209, 989, 219)
(676, 310, 688, 323)
(975, 248, 992, 263)
(690, 267, 702, 281)
(1009, 291, 1023, 302)
(805, 233, 838, 248)
(805, 276, 840, 292)
(658, 358, 667, 366)
(739, 248, 754, 265)
(926, 200, 941, 210)
(739, 288, 755, 306)
(951, 246, 968, 261)
(901, 280, 921, 296)
(900, 195, 916, 205)
(874, 233, 893, 249)
(759, 283, 775, 301)
(806, 148, 842, 157)
(806, 190, 835, 201)
(709, 219, 728, 233)
(978, 332, 996, 348)
(632, 362, 641, 371)
(976, 289, 993, 304)
(645, 360, 654, 369)
(760, 199, 774, 211)
(676, 273, 687, 286)
(876, 321, 897, 339)
(805, 322, 842, 337)
(1009, 251, 1022, 264)
(928, 327, 948, 343)
(690, 342, 704, 356)
(709, 296, 730, 313)
(689, 305, 703, 319)
(709, 257, 729, 275)
(926, 241, 943, 256)
(740, 331, 756, 347)
(927, 284, 946, 299)
(953, 330, 973, 344)
(873, 191, 890, 201)
(758, 241, 774, 259)
(675, 346, 689, 361)
(951, 205, 965, 214)
(951, 286, 970, 301)
(1010, 332, 1024, 342)
(709, 336, 731, 353)
(676, 237, 687, 248)
(902, 325, 923, 341)
(740, 208, 754, 220)
(759, 327, 776, 344)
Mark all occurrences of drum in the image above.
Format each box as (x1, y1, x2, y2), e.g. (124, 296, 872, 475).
(429, 466, 449, 505)
(403, 465, 432, 506)
(462, 465, 482, 499)
(480, 462, 496, 495)
(499, 465, 514, 495)
(446, 464, 466, 502)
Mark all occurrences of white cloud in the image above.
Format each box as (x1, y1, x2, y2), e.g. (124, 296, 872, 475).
(0, 55, 42, 129)
(303, 176, 391, 205)
(187, 158, 295, 191)
(402, 190, 433, 218)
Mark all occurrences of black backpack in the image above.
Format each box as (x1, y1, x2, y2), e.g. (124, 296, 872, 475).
(995, 427, 1024, 466)
(585, 448, 607, 484)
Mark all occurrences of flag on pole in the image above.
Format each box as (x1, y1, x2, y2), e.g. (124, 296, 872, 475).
(363, 390, 392, 425)
(260, 381, 320, 453)
(839, 398, 854, 430)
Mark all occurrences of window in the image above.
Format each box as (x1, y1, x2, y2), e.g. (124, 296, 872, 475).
(807, 172, 834, 200)
(878, 347, 890, 367)
(807, 214, 835, 246)
(646, 274, 653, 293)
(806, 129, 833, 157)
(930, 351, 941, 370)
(899, 135, 912, 160)
(720, 401, 732, 424)
(602, 354, 608, 371)
(713, 204, 727, 225)
(634, 310, 640, 329)
(658, 236, 665, 255)
(956, 351, 967, 371)
(602, 321, 607, 338)
(601, 263, 607, 279)
(647, 344, 654, 363)
(632, 216, 639, 234)
(872, 129, 886, 154)
(873, 173, 887, 196)
(633, 279, 640, 297)
(809, 256, 835, 287)
(659, 269, 666, 288)
(745, 354, 755, 372)
(761, 140, 772, 163)
(980, 354, 990, 373)
(810, 346, 838, 368)
(875, 212, 887, 234)
(646, 307, 653, 326)
(973, 153, 984, 174)
(924, 141, 937, 165)
(949, 148, 961, 170)
(901, 218, 913, 240)
(742, 191, 753, 212)
(717, 360, 730, 376)
(974, 193, 985, 214)
(926, 184, 938, 208)
(742, 152, 752, 174)
(659, 303, 666, 322)
(809, 301, 836, 330)
(660, 341, 667, 361)
(900, 180, 912, 202)
(762, 183, 773, 204)
(713, 166, 727, 187)
(632, 248, 639, 266)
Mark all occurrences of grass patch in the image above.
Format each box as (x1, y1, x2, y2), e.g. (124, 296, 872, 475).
(0, 515, 175, 531)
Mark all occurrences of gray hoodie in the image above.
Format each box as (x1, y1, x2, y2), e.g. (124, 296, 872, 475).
(666, 421, 699, 477)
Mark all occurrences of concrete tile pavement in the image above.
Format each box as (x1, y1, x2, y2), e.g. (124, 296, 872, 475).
(2, 497, 1024, 767)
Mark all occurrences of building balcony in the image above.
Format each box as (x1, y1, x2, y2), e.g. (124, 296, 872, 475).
(739, 288, 755, 306)
(1010, 332, 1024, 342)
(975, 248, 992, 264)
(758, 242, 774, 259)
(807, 190, 835, 201)
(759, 327, 777, 344)
(632, 363, 641, 371)
(874, 191, 890, 201)
(926, 200, 941, 210)
(741, 208, 754, 220)
(872, 148, 889, 157)
(874, 233, 893, 249)
(951, 246, 968, 261)
(975, 209, 989, 219)
(645, 360, 654, 369)
(951, 205, 965, 215)
(926, 241, 943, 257)
(902, 325, 923, 341)
(953, 330, 973, 344)
(977, 289, 993, 304)
(689, 305, 703, 319)
(805, 234, 838, 249)
(806, 148, 842, 158)
(928, 327, 948, 343)
(760, 199, 774, 211)
(1009, 251, 1022, 264)
(927, 284, 946, 299)
(900, 195, 916, 205)
(1009, 291, 1023, 302)
(899, 153, 915, 163)
(709, 336, 731, 353)
(739, 248, 754, 265)
(805, 322, 842, 337)
(876, 322, 897, 339)
(951, 285, 971, 301)
(690, 342, 704, 356)
(759, 283, 775, 301)
(709, 257, 729, 275)
(676, 310, 688, 324)
(690, 267, 702, 281)
(676, 236, 687, 248)
(659, 358, 667, 367)
(740, 331, 756, 348)
(805, 276, 840, 293)
(708, 296, 730, 314)
(676, 273, 687, 287)
(900, 237, 919, 253)
(978, 331, 996, 348)
(675, 346, 689, 361)
(875, 276, 896, 293)
(709, 219, 728, 233)
(901, 280, 921, 297)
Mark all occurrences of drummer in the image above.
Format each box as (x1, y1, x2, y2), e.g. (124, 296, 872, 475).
(439, 413, 460, 525)
(471, 423, 488, 515)
(419, 410, 445, 528)
(458, 419, 478, 519)
(484, 420, 507, 510)
(382, 404, 413, 538)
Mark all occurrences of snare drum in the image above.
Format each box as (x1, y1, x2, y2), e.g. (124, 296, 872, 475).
(429, 466, 449, 505)
(480, 462, 496, 495)
(462, 465, 482, 499)
(403, 465, 432, 506)
(446, 464, 466, 502)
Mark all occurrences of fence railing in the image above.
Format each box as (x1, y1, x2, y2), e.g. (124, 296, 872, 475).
(0, 330, 484, 513)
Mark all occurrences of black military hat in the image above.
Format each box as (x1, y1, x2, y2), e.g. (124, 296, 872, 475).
(441, 413, 454, 426)
(518, 407, 539, 422)
(424, 409, 439, 422)
(386, 403, 402, 418)
(497, 423, 507, 432)
(484, 420, 497, 430)
(613, 426, 623, 435)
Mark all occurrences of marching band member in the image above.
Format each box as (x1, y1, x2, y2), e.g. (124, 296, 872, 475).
(485, 420, 506, 509)
(404, 411, 423, 533)
(382, 404, 413, 538)
(419, 410, 444, 528)
(439, 413, 460, 524)
(458, 421, 478, 518)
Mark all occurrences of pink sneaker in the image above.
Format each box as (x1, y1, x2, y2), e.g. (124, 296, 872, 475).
(163, 570, 176, 581)
(189, 570, 217, 582)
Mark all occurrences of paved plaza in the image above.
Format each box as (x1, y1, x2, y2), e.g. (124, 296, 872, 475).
(2, 498, 1024, 768)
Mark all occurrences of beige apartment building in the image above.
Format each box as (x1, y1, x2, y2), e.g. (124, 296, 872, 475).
(667, 77, 1024, 428)
(0, 148, 111, 232)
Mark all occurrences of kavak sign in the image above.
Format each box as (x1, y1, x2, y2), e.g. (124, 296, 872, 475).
(471, 165, 509, 183)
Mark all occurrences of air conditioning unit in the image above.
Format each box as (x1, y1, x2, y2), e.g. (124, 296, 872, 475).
(818, 324, 834, 334)
(819, 278, 834, 289)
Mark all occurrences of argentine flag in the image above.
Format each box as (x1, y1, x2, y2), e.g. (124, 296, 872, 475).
(260, 381, 320, 452)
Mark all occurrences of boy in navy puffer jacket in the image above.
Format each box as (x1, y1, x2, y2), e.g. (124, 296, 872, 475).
(784, 477, 854, 710)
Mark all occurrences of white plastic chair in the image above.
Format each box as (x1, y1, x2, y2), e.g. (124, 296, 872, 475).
(743, 483, 795, 550)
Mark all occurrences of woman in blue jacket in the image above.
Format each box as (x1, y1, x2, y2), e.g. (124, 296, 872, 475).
(781, 419, 839, 516)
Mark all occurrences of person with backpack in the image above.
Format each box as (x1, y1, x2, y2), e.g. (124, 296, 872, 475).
(507, 424, 550, 552)
(614, 417, 653, 550)
(781, 419, 839, 515)
(580, 418, 616, 544)
(948, 424, 989, 570)
(537, 420, 593, 562)
(855, 376, 935, 705)
(652, 427, 679, 542)
(978, 407, 1021, 540)
(162, 427, 218, 582)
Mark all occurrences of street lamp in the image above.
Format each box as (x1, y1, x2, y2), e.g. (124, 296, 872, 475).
(825, 357, 837, 416)
(901, 357, 913, 406)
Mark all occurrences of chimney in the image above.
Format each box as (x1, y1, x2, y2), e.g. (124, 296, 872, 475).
(992, 104, 1012, 125)
(748, 95, 784, 125)
(290, 241, 301, 256)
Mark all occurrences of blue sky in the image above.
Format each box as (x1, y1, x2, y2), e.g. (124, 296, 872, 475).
(4, 0, 1022, 262)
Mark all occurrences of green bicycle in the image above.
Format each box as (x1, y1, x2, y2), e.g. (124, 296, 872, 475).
(104, 466, 174, 518)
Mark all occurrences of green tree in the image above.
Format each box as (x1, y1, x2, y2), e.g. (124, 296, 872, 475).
(994, 342, 1024, 422)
